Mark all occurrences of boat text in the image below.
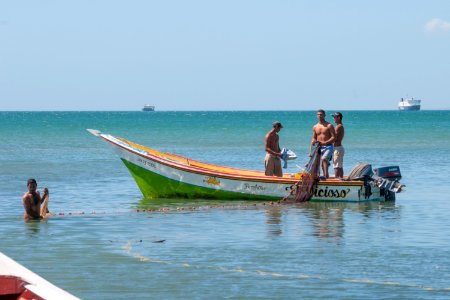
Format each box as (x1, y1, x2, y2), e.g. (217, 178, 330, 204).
(313, 187, 351, 198)
(244, 183, 266, 191)
(286, 185, 351, 199)
(138, 158, 157, 169)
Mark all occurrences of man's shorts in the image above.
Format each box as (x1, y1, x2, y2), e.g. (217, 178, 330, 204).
(265, 154, 282, 177)
(333, 146, 345, 168)
(320, 145, 334, 163)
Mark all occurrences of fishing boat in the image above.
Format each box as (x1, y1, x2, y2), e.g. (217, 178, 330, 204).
(142, 105, 155, 112)
(88, 129, 404, 202)
(398, 97, 421, 111)
(0, 252, 79, 300)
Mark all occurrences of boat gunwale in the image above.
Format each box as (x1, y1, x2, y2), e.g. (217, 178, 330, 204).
(100, 133, 364, 187)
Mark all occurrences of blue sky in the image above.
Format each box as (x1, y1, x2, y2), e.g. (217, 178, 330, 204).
(1, 1, 449, 111)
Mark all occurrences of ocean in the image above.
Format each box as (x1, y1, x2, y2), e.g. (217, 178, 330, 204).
(1, 110, 449, 299)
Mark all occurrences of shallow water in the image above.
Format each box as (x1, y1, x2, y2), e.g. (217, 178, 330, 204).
(1, 111, 450, 299)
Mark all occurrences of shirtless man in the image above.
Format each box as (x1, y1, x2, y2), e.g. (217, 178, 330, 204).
(311, 110, 336, 178)
(332, 112, 345, 178)
(22, 178, 49, 220)
(264, 121, 283, 177)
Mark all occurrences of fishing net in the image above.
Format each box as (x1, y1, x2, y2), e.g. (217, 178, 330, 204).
(293, 143, 321, 202)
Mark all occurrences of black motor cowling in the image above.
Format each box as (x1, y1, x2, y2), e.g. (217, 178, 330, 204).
(373, 166, 402, 180)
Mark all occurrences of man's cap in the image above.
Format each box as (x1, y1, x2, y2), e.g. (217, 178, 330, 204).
(332, 112, 343, 118)
(272, 121, 283, 128)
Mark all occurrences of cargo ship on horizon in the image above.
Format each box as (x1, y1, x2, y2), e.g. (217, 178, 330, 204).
(398, 97, 421, 111)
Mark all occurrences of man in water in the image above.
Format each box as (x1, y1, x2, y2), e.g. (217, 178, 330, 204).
(22, 178, 49, 220)
(332, 112, 345, 178)
(311, 109, 336, 178)
(264, 121, 283, 177)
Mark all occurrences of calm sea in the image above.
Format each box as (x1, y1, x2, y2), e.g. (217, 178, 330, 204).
(1, 111, 449, 299)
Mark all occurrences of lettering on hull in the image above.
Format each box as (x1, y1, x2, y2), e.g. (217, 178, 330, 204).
(244, 183, 266, 191)
(286, 184, 351, 199)
(138, 158, 157, 169)
(313, 187, 351, 199)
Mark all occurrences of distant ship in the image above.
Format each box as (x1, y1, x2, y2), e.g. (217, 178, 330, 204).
(142, 105, 155, 112)
(398, 98, 421, 111)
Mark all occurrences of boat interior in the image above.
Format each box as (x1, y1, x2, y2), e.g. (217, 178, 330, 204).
(116, 137, 352, 182)
(118, 137, 297, 178)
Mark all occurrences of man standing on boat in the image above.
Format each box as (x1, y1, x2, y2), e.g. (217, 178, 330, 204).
(22, 178, 49, 220)
(332, 112, 345, 178)
(311, 110, 336, 179)
(264, 121, 283, 177)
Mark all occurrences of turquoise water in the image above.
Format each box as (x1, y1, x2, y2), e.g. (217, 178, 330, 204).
(1, 111, 450, 299)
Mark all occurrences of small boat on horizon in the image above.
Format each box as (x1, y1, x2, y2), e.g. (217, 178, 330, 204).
(398, 97, 421, 111)
(88, 129, 404, 202)
(142, 105, 155, 112)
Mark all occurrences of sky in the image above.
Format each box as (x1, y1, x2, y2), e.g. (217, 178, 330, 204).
(1, 1, 449, 111)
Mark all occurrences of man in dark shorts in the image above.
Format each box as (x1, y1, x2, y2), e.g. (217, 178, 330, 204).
(311, 110, 336, 178)
(264, 121, 283, 177)
(22, 178, 49, 220)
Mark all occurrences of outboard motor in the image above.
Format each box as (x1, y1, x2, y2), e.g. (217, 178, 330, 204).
(347, 164, 404, 201)
(373, 166, 404, 201)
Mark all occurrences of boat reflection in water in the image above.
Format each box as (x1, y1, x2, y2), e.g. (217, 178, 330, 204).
(265, 206, 283, 237)
(136, 198, 399, 242)
(303, 201, 399, 242)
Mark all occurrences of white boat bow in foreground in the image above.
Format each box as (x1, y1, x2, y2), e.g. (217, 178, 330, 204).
(0, 252, 79, 300)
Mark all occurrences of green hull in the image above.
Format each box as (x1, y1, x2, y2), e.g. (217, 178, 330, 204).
(122, 159, 280, 200)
